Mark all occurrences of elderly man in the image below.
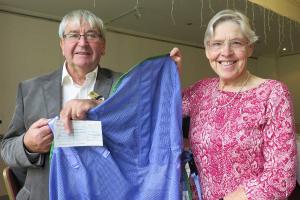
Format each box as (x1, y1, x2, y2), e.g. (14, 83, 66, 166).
(1, 9, 121, 200)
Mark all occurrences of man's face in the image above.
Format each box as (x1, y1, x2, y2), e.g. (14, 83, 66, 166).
(60, 21, 105, 72)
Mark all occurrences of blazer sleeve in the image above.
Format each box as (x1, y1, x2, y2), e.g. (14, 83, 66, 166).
(1, 82, 45, 168)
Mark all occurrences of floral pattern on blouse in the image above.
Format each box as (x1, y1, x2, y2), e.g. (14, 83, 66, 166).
(183, 78, 297, 200)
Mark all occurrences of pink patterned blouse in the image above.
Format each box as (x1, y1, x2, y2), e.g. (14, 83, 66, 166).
(182, 78, 297, 200)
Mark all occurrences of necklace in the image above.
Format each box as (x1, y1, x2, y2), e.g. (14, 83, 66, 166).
(214, 72, 251, 108)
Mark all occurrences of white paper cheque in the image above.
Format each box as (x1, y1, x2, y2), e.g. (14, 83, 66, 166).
(53, 120, 103, 147)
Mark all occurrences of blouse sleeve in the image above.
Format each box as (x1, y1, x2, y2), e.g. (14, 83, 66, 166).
(182, 86, 192, 117)
(243, 82, 297, 199)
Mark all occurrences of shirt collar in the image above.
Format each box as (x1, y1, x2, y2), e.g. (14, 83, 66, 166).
(61, 61, 98, 85)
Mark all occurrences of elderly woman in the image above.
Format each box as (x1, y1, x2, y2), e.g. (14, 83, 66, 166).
(172, 9, 297, 200)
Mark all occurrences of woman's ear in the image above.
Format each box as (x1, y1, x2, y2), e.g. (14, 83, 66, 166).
(205, 47, 210, 59)
(247, 44, 254, 57)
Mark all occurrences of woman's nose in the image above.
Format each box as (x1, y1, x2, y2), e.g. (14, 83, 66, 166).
(220, 43, 233, 56)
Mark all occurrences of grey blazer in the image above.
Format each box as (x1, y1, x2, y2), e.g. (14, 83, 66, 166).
(1, 66, 121, 200)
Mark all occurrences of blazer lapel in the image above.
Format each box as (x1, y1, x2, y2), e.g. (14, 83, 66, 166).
(41, 67, 113, 118)
(93, 67, 114, 99)
(43, 68, 62, 118)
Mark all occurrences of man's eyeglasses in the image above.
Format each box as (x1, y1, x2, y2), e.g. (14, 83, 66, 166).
(63, 32, 102, 42)
(207, 39, 249, 52)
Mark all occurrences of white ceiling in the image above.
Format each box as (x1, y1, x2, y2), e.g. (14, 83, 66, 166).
(0, 0, 299, 57)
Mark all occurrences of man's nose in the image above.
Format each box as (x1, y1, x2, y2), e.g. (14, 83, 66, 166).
(78, 35, 88, 44)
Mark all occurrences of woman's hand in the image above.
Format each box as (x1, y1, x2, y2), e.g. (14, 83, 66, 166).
(170, 47, 183, 76)
(224, 187, 248, 200)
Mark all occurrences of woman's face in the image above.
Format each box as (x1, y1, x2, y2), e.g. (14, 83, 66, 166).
(205, 21, 253, 82)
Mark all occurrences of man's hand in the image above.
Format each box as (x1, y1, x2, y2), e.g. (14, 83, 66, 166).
(23, 118, 53, 153)
(60, 99, 101, 133)
(170, 47, 183, 76)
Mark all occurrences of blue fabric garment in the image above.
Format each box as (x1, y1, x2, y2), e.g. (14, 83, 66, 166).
(49, 55, 183, 200)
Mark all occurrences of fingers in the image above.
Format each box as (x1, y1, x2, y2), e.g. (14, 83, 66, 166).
(31, 118, 50, 128)
(24, 119, 53, 153)
(170, 47, 180, 57)
(43, 132, 54, 146)
(24, 99, 101, 153)
(61, 113, 72, 134)
(223, 187, 247, 200)
(72, 108, 87, 120)
(169, 47, 183, 76)
(39, 124, 52, 137)
(60, 99, 100, 133)
(35, 132, 53, 153)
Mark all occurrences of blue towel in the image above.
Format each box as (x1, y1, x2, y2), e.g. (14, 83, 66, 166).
(49, 55, 183, 200)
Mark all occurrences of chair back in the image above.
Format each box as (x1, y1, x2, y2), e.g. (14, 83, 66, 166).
(3, 167, 21, 200)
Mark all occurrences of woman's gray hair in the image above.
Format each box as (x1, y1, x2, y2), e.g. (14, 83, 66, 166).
(204, 9, 258, 47)
(58, 9, 105, 40)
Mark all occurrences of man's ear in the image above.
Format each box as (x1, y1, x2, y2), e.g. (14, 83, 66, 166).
(60, 39, 65, 56)
(101, 40, 106, 56)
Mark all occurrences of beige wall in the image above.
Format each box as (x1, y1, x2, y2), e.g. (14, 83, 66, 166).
(252, 55, 279, 79)
(249, 0, 300, 23)
(101, 31, 215, 87)
(277, 54, 300, 123)
(0, 10, 299, 197)
(251, 53, 300, 127)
